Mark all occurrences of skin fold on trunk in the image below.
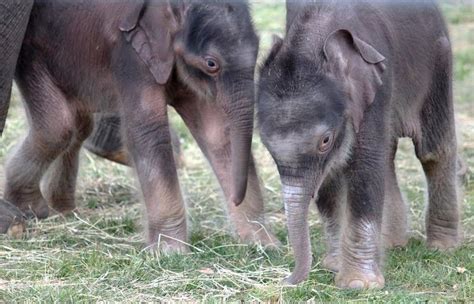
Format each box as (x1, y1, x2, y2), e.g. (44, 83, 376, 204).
(227, 95, 254, 207)
(281, 182, 313, 284)
(230, 127, 252, 206)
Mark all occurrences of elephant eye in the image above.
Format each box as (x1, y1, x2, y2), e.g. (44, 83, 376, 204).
(203, 56, 220, 75)
(318, 132, 334, 154)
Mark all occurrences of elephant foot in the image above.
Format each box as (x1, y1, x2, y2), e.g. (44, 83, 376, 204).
(0, 199, 27, 237)
(427, 234, 461, 251)
(45, 190, 77, 215)
(335, 266, 385, 289)
(49, 206, 77, 218)
(151, 237, 190, 255)
(50, 202, 77, 216)
(20, 199, 49, 220)
(281, 276, 298, 286)
(426, 224, 461, 251)
(7, 221, 26, 238)
(5, 190, 50, 220)
(237, 224, 281, 249)
(147, 221, 190, 255)
(321, 253, 340, 272)
(383, 233, 408, 249)
(281, 270, 310, 286)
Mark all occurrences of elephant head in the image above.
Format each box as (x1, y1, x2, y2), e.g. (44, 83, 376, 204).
(257, 30, 385, 283)
(120, 0, 259, 205)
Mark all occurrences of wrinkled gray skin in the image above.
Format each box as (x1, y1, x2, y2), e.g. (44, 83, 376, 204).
(258, 0, 461, 289)
(0, 1, 182, 234)
(0, 0, 33, 236)
(0, 0, 33, 134)
(5, 0, 279, 252)
(83, 114, 184, 168)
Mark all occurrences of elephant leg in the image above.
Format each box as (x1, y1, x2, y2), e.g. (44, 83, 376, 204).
(0, 199, 26, 237)
(382, 139, 408, 248)
(84, 113, 184, 167)
(315, 174, 345, 272)
(5, 72, 75, 219)
(174, 96, 279, 248)
(336, 167, 385, 289)
(335, 108, 386, 289)
(42, 113, 93, 214)
(0, 0, 34, 134)
(419, 150, 459, 250)
(414, 50, 460, 250)
(83, 114, 129, 165)
(122, 87, 188, 254)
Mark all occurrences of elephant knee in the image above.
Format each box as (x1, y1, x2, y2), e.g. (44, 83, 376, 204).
(38, 128, 74, 155)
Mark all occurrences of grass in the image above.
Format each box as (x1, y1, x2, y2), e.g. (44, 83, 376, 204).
(0, 2, 473, 302)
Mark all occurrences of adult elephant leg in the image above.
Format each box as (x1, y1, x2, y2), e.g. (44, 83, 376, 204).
(315, 174, 345, 272)
(122, 86, 188, 254)
(42, 113, 93, 214)
(0, 0, 34, 134)
(174, 96, 279, 248)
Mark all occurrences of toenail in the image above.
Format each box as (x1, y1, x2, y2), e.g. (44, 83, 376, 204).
(348, 280, 365, 289)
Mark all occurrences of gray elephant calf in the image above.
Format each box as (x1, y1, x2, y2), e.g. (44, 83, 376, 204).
(6, 0, 279, 252)
(257, 1, 461, 288)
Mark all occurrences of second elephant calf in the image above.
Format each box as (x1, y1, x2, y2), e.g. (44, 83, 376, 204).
(257, 0, 461, 289)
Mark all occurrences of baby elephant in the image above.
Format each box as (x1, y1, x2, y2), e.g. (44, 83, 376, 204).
(6, 0, 278, 252)
(258, 1, 461, 288)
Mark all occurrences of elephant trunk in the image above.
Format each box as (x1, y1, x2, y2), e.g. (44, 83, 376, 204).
(0, 0, 34, 135)
(281, 180, 313, 284)
(228, 98, 254, 206)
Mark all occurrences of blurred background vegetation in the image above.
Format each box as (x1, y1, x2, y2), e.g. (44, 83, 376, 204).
(0, 1, 472, 302)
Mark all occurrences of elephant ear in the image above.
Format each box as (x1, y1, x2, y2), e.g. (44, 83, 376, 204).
(119, 1, 181, 85)
(323, 29, 386, 133)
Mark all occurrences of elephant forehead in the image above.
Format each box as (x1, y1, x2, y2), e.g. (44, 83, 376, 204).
(209, 44, 256, 71)
(231, 44, 258, 68)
